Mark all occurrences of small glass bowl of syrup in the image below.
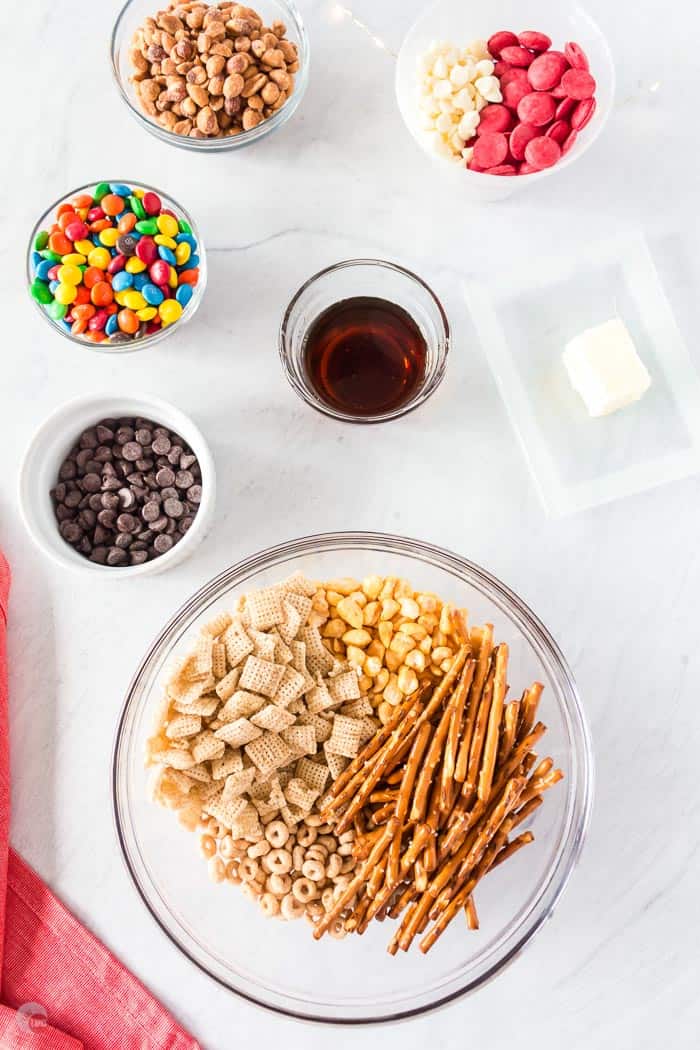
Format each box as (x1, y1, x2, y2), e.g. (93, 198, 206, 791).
(279, 259, 449, 423)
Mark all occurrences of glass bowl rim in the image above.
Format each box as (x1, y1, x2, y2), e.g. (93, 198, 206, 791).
(112, 529, 594, 1024)
(278, 258, 451, 424)
(109, 0, 310, 153)
(26, 178, 207, 354)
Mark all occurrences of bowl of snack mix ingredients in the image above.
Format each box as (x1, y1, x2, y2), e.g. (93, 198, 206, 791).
(111, 0, 308, 151)
(280, 260, 449, 423)
(19, 394, 215, 577)
(27, 181, 205, 350)
(395, 0, 614, 201)
(113, 532, 592, 1022)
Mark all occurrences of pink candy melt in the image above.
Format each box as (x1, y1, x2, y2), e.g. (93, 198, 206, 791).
(468, 28, 597, 178)
(473, 131, 509, 168)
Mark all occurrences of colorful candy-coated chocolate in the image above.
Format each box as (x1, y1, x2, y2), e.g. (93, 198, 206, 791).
(29, 182, 200, 345)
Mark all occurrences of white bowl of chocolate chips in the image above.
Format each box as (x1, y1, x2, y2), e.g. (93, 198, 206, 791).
(19, 394, 216, 577)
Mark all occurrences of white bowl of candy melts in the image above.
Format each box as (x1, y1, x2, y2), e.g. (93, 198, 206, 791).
(395, 0, 615, 201)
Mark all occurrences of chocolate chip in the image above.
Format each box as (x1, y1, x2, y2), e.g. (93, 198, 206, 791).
(135, 428, 152, 446)
(175, 469, 194, 489)
(130, 549, 149, 565)
(101, 491, 120, 510)
(94, 525, 111, 544)
(78, 509, 96, 529)
(118, 487, 136, 509)
(142, 501, 161, 522)
(52, 483, 66, 503)
(154, 534, 173, 555)
(98, 509, 117, 528)
(82, 472, 102, 493)
(163, 497, 184, 518)
(122, 441, 143, 462)
(102, 476, 121, 492)
(156, 467, 175, 488)
(186, 484, 202, 504)
(56, 504, 75, 522)
(79, 428, 98, 450)
(115, 532, 133, 549)
(60, 521, 83, 543)
(94, 446, 112, 463)
(167, 445, 183, 465)
(151, 515, 168, 532)
(116, 427, 135, 445)
(160, 486, 178, 500)
(89, 493, 104, 511)
(179, 515, 194, 534)
(180, 453, 197, 470)
(107, 547, 128, 566)
(102, 462, 116, 477)
(64, 490, 82, 508)
(59, 460, 76, 480)
(76, 448, 93, 469)
(90, 547, 108, 564)
(117, 513, 139, 533)
(152, 435, 171, 455)
(96, 425, 114, 443)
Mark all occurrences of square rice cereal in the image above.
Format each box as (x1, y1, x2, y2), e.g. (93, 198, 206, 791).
(329, 670, 361, 705)
(246, 587, 285, 631)
(211, 749, 244, 780)
(306, 679, 337, 715)
(192, 730, 226, 764)
(295, 756, 330, 795)
(218, 690, 266, 723)
(301, 626, 335, 677)
(172, 693, 219, 717)
(273, 666, 307, 708)
(239, 656, 286, 698)
(339, 696, 373, 719)
(281, 724, 317, 757)
(215, 667, 242, 702)
(244, 732, 293, 778)
(166, 713, 202, 739)
(214, 718, 262, 748)
(222, 767, 256, 801)
(284, 777, 319, 813)
(222, 622, 255, 668)
(323, 747, 349, 781)
(326, 715, 363, 758)
(251, 704, 296, 733)
(248, 629, 277, 661)
(297, 711, 333, 743)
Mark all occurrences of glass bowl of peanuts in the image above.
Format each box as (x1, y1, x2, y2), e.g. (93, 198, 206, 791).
(111, 0, 309, 151)
(113, 531, 593, 1022)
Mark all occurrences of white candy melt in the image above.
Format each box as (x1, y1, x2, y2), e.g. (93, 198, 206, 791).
(563, 319, 651, 417)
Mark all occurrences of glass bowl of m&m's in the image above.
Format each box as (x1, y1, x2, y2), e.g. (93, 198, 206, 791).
(27, 180, 206, 352)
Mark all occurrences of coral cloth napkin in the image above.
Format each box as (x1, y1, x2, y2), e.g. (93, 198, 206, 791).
(0, 553, 200, 1049)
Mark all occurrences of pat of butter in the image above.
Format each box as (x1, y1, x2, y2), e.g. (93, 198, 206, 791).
(563, 319, 651, 417)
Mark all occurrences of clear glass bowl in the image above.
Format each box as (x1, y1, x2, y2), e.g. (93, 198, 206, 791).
(111, 0, 309, 153)
(26, 180, 206, 354)
(112, 531, 593, 1023)
(279, 260, 450, 423)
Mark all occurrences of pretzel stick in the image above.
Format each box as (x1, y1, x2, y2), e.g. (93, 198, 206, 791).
(454, 625, 493, 783)
(352, 826, 384, 860)
(388, 881, 417, 920)
(414, 856, 428, 893)
(385, 768, 405, 786)
(477, 643, 509, 802)
(490, 830, 534, 870)
(410, 673, 467, 824)
(451, 608, 470, 646)
(442, 722, 546, 858)
(419, 833, 506, 954)
(344, 892, 371, 932)
(369, 789, 399, 804)
(325, 693, 422, 805)
(332, 703, 424, 833)
(388, 722, 432, 887)
(439, 659, 475, 812)
(496, 700, 520, 771)
(430, 772, 528, 919)
(510, 794, 543, 830)
(367, 854, 388, 899)
(517, 682, 543, 744)
(464, 655, 497, 796)
(464, 895, 479, 930)
(521, 767, 563, 805)
(371, 802, 397, 825)
(313, 818, 398, 940)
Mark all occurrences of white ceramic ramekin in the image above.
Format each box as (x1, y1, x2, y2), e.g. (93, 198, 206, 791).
(19, 394, 216, 577)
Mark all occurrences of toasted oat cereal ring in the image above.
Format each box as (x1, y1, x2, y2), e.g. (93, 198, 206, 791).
(527, 51, 570, 91)
(560, 68, 596, 100)
(239, 856, 260, 883)
(267, 872, 292, 896)
(487, 30, 519, 56)
(264, 820, 291, 849)
(565, 40, 590, 70)
(199, 834, 216, 859)
(225, 860, 241, 884)
(260, 892, 280, 917)
(477, 103, 514, 134)
(524, 135, 562, 170)
(500, 45, 534, 67)
(517, 91, 556, 127)
(295, 823, 317, 848)
(556, 96, 578, 121)
(321, 886, 335, 910)
(301, 858, 326, 883)
(473, 132, 508, 169)
(509, 122, 540, 160)
(546, 119, 570, 145)
(328, 918, 347, 940)
(291, 877, 319, 904)
(267, 848, 293, 875)
(281, 893, 306, 920)
(518, 30, 552, 52)
(571, 97, 596, 131)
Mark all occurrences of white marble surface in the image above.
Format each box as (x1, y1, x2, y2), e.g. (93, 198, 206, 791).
(2, 0, 699, 1045)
